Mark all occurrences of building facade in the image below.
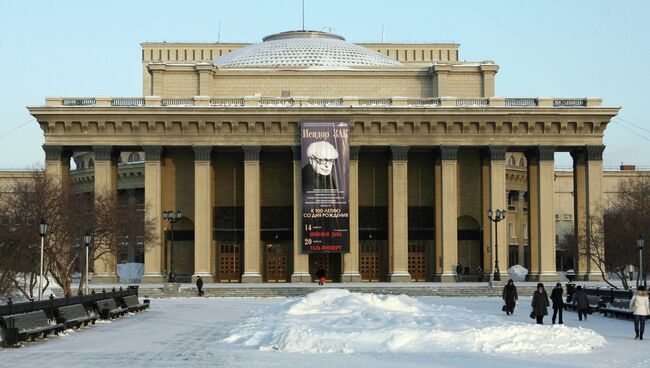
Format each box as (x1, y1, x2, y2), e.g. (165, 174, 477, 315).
(28, 30, 619, 283)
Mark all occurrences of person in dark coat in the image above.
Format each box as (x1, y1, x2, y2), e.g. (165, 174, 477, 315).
(550, 282, 564, 324)
(502, 279, 518, 315)
(315, 265, 326, 285)
(531, 282, 550, 324)
(573, 285, 590, 321)
(456, 263, 462, 282)
(196, 276, 204, 296)
(476, 266, 483, 282)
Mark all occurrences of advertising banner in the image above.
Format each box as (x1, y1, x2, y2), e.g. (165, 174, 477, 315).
(301, 121, 349, 253)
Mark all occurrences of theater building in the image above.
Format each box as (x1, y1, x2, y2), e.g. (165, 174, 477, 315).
(28, 30, 619, 283)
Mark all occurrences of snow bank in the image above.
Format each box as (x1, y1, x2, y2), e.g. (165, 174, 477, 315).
(224, 289, 606, 355)
(507, 265, 528, 281)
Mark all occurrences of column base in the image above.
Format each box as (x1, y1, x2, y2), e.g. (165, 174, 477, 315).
(291, 272, 313, 283)
(340, 272, 362, 283)
(433, 273, 457, 282)
(140, 273, 166, 284)
(576, 272, 605, 281)
(92, 273, 119, 284)
(389, 272, 412, 282)
(192, 273, 216, 283)
(241, 272, 264, 283)
(527, 272, 561, 282)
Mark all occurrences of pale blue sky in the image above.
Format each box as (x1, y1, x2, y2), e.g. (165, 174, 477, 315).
(1, 0, 648, 169)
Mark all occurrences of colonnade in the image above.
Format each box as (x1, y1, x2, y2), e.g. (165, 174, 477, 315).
(43, 144, 605, 283)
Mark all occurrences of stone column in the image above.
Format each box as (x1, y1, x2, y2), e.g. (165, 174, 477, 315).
(526, 150, 540, 278)
(585, 145, 605, 280)
(480, 64, 499, 97)
(480, 152, 492, 275)
(341, 146, 362, 282)
(291, 146, 311, 282)
(148, 64, 165, 96)
(571, 149, 588, 279)
(488, 146, 508, 279)
(196, 63, 213, 96)
(43, 145, 71, 194)
(438, 146, 458, 282)
(389, 146, 411, 282)
(142, 146, 165, 283)
(242, 146, 262, 283)
(529, 146, 557, 281)
(193, 145, 215, 282)
(92, 145, 119, 283)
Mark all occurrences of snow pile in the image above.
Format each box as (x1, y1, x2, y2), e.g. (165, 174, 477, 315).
(224, 289, 606, 355)
(508, 265, 529, 281)
(117, 263, 144, 283)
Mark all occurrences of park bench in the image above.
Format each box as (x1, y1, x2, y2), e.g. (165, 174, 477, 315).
(94, 298, 128, 320)
(565, 295, 604, 313)
(55, 304, 97, 329)
(601, 298, 634, 319)
(0, 310, 64, 346)
(121, 295, 149, 313)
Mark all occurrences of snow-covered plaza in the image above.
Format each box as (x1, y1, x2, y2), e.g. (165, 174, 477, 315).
(2, 289, 646, 368)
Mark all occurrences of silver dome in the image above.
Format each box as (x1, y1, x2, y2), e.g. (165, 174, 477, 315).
(213, 30, 403, 69)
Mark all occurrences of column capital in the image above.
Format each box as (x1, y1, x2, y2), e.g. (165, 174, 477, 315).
(350, 146, 361, 161)
(93, 145, 116, 161)
(291, 145, 301, 161)
(243, 146, 261, 161)
(586, 145, 605, 161)
(390, 146, 409, 162)
(43, 145, 63, 161)
(193, 145, 212, 162)
(538, 146, 556, 161)
(143, 145, 163, 162)
(570, 149, 586, 164)
(439, 146, 458, 161)
(487, 145, 507, 161)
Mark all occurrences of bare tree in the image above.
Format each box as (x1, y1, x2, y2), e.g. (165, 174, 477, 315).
(577, 176, 650, 290)
(0, 169, 157, 297)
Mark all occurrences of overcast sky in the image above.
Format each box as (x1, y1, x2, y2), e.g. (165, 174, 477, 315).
(1, 0, 648, 169)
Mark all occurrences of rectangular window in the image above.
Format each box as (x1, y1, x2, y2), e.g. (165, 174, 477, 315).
(563, 214, 572, 221)
(508, 223, 514, 238)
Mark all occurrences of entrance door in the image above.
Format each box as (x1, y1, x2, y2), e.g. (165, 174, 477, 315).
(265, 243, 288, 282)
(218, 243, 240, 282)
(408, 242, 427, 281)
(360, 241, 381, 281)
(309, 253, 341, 282)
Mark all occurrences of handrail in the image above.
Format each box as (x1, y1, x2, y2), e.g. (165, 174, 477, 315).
(210, 98, 245, 107)
(456, 98, 489, 107)
(259, 97, 293, 107)
(554, 98, 586, 107)
(407, 98, 441, 107)
(161, 97, 195, 106)
(112, 98, 145, 107)
(307, 98, 343, 107)
(505, 98, 537, 107)
(358, 98, 392, 107)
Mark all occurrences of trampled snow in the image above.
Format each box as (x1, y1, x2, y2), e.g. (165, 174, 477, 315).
(224, 289, 605, 354)
(3, 291, 649, 368)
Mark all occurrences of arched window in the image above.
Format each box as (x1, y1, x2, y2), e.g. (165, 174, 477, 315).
(508, 156, 516, 166)
(80, 160, 85, 169)
(88, 159, 94, 168)
(519, 157, 526, 167)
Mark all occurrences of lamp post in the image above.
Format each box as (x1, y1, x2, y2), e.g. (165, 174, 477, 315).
(38, 220, 48, 301)
(488, 209, 506, 282)
(637, 236, 645, 288)
(163, 210, 182, 283)
(83, 232, 92, 295)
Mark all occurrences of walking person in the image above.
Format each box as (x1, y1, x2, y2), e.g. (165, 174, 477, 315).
(476, 266, 483, 282)
(315, 265, 326, 286)
(196, 276, 204, 296)
(456, 263, 462, 282)
(502, 279, 518, 315)
(573, 285, 589, 321)
(630, 285, 650, 340)
(531, 283, 550, 324)
(550, 282, 564, 324)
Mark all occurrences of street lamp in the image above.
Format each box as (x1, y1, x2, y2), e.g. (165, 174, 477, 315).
(487, 209, 506, 282)
(163, 210, 182, 283)
(83, 232, 92, 295)
(38, 220, 48, 301)
(637, 236, 645, 288)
